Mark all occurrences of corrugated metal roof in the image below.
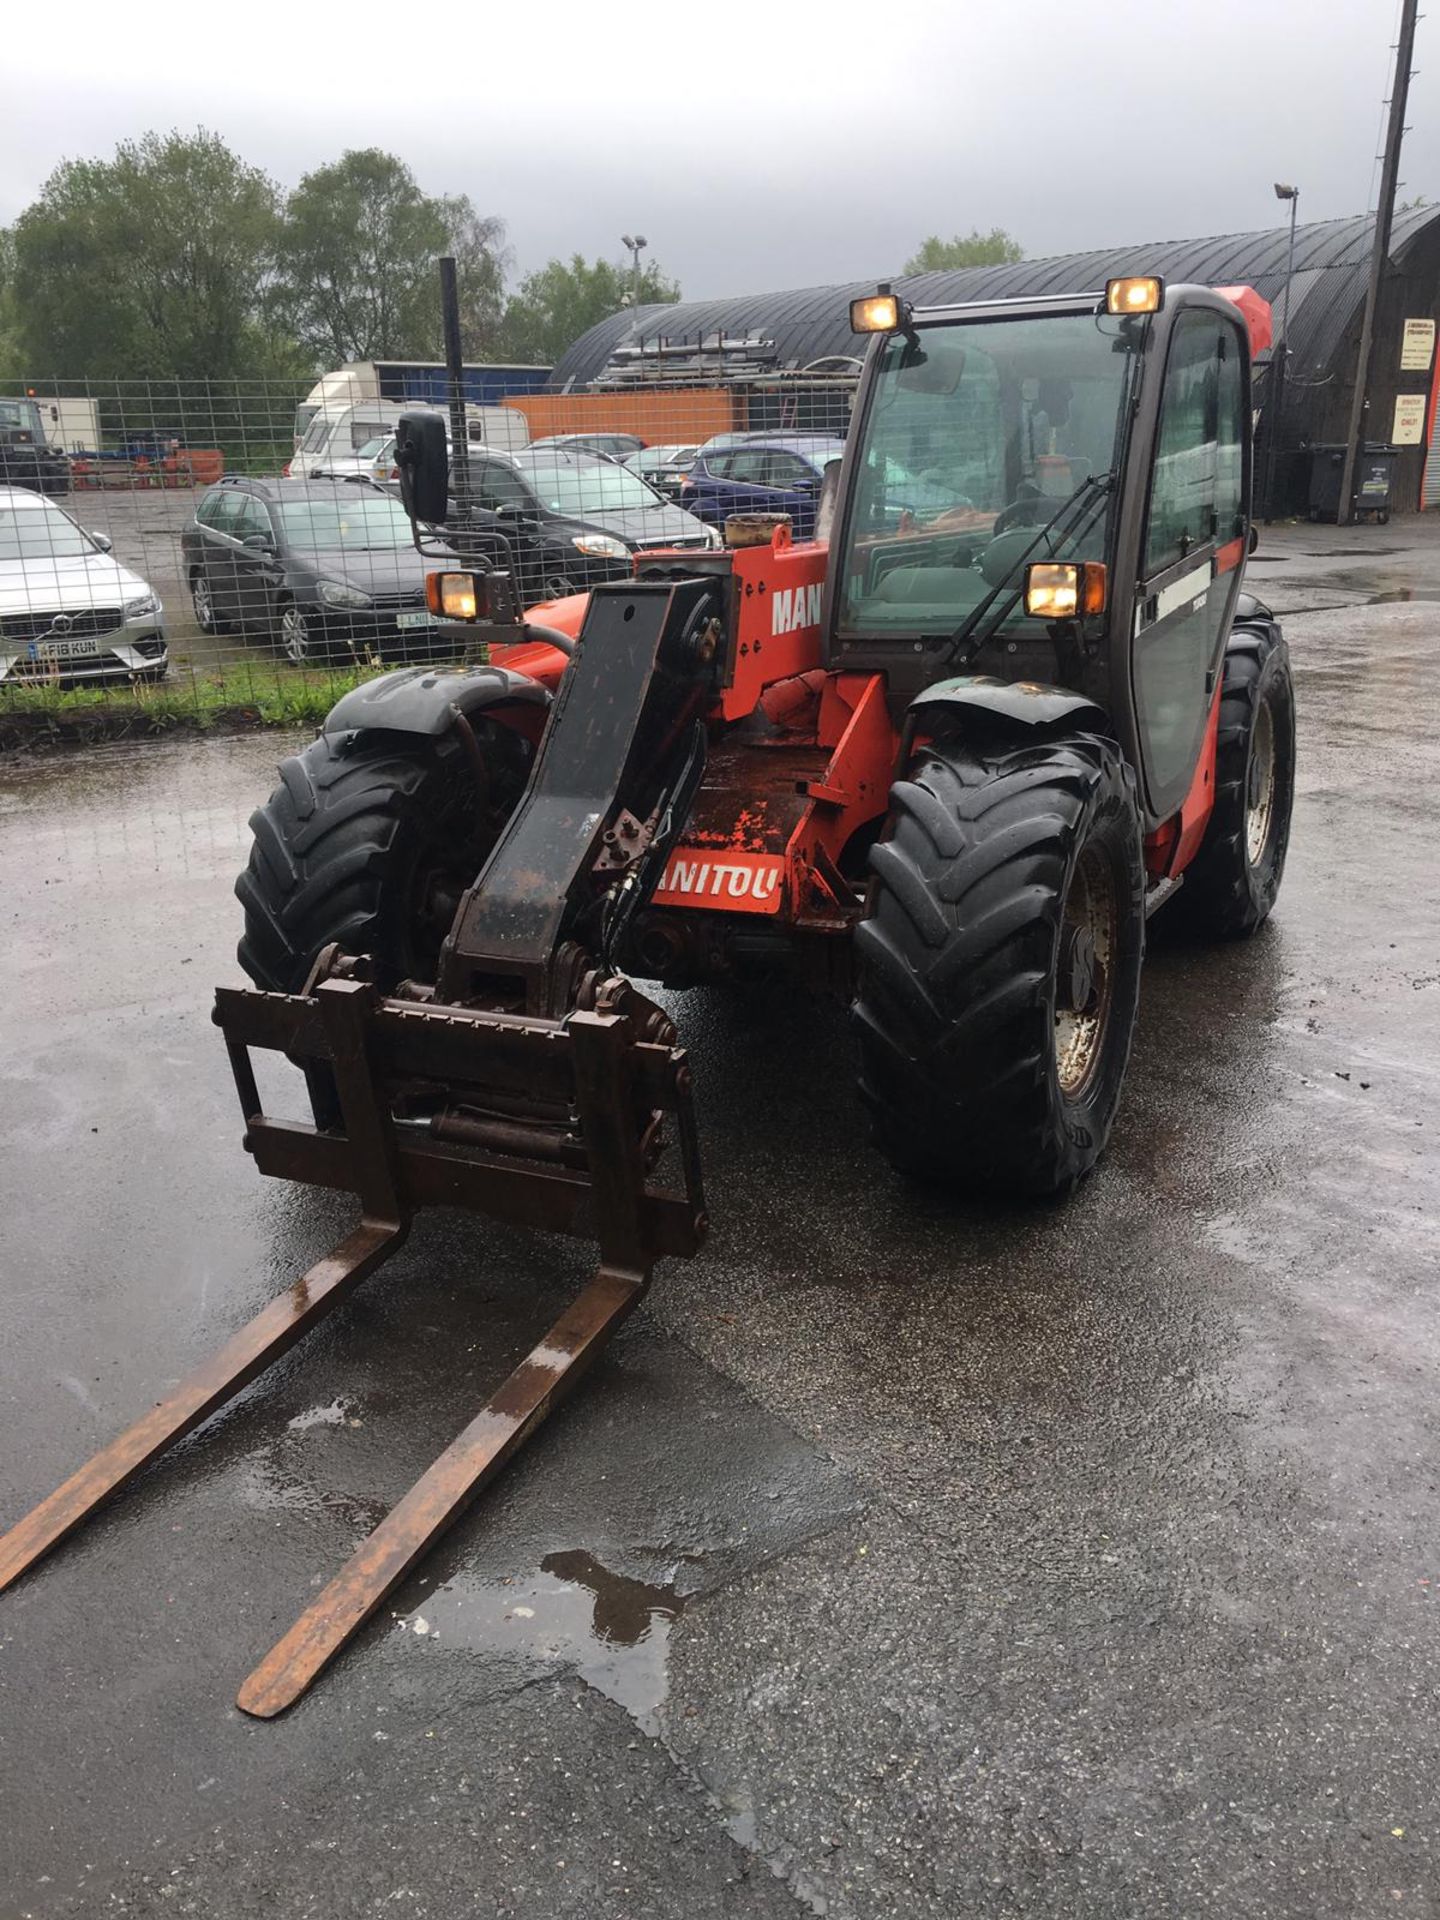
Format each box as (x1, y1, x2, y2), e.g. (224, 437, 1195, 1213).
(550, 207, 1440, 389)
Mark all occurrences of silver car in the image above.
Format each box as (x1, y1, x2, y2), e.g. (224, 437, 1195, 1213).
(0, 487, 167, 683)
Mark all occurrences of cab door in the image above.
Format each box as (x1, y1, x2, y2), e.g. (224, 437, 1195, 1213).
(1131, 310, 1248, 818)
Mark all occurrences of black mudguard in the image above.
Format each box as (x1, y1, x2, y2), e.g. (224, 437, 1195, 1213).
(907, 673, 1109, 735)
(323, 663, 551, 740)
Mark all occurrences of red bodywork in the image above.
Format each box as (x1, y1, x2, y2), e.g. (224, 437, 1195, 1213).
(493, 525, 1215, 956)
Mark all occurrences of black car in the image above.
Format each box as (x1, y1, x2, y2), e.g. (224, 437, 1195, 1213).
(181, 476, 459, 664)
(457, 448, 718, 601)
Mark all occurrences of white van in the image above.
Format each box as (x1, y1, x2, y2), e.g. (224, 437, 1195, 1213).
(289, 402, 528, 477)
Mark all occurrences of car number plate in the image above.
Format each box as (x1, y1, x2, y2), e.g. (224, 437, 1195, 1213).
(35, 637, 104, 661)
(395, 611, 437, 630)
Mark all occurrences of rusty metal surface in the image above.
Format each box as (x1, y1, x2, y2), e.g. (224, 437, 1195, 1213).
(0, 1219, 406, 1598)
(236, 1264, 646, 1717)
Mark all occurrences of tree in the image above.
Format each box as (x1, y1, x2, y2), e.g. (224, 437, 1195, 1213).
(499, 254, 680, 365)
(12, 131, 284, 379)
(272, 150, 508, 364)
(902, 229, 1024, 274)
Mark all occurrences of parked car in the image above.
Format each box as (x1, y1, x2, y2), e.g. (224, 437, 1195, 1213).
(624, 443, 699, 499)
(457, 447, 720, 601)
(0, 486, 167, 683)
(181, 476, 462, 666)
(0, 397, 71, 497)
(679, 434, 846, 539)
(530, 432, 646, 463)
(313, 433, 400, 484)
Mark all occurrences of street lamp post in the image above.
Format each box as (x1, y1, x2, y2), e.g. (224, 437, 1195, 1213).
(621, 233, 648, 306)
(1265, 183, 1300, 521)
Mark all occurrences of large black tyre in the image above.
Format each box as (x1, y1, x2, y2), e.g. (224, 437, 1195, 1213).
(1170, 624, 1295, 940)
(854, 731, 1146, 1198)
(236, 721, 532, 995)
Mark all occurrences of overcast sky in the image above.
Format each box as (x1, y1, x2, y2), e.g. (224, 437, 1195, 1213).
(2, 0, 1433, 301)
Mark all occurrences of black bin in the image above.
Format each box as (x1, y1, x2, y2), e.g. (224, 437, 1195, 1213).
(1307, 442, 1398, 524)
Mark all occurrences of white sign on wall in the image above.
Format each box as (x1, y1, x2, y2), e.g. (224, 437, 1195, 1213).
(1393, 391, 1429, 444)
(1400, 318, 1435, 371)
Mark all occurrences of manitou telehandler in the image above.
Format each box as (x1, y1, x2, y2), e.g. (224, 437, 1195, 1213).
(1, 273, 1295, 1714)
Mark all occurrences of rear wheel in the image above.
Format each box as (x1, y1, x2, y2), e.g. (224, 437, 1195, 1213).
(1170, 626, 1295, 939)
(236, 721, 533, 996)
(854, 731, 1146, 1198)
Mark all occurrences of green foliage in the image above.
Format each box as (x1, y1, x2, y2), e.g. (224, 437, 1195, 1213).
(12, 130, 286, 380)
(0, 661, 387, 748)
(902, 229, 1024, 274)
(499, 254, 680, 365)
(272, 150, 508, 363)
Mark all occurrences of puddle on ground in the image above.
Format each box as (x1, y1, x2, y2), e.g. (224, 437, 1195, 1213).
(398, 1548, 682, 1734)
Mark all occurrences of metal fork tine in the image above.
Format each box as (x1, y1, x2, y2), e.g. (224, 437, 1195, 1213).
(0, 1219, 407, 1596)
(236, 1262, 646, 1719)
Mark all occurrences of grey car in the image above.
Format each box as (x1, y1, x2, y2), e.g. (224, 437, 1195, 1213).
(0, 486, 167, 683)
(181, 476, 460, 665)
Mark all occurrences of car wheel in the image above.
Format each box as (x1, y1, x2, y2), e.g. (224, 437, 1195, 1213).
(190, 569, 225, 635)
(278, 600, 322, 666)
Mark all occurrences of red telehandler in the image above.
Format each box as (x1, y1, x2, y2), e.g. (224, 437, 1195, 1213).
(0, 274, 1294, 1713)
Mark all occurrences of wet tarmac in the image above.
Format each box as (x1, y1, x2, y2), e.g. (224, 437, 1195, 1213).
(1, 519, 1439, 1916)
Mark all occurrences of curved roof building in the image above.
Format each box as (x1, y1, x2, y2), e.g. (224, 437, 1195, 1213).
(551, 209, 1440, 515)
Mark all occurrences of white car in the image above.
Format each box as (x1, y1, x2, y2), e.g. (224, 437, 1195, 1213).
(0, 487, 167, 683)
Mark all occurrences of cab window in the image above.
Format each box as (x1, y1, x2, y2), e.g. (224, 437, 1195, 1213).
(1144, 313, 1245, 575)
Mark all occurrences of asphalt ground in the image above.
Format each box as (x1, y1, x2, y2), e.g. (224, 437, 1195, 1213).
(1, 517, 1438, 1916)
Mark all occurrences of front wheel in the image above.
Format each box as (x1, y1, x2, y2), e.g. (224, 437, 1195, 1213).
(236, 721, 534, 996)
(854, 732, 1146, 1198)
(277, 599, 325, 666)
(190, 569, 226, 635)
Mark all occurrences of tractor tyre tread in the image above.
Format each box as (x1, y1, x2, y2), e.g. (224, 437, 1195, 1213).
(1170, 624, 1295, 940)
(854, 732, 1145, 1198)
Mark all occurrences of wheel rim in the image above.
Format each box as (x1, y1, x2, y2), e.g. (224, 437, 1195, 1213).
(281, 605, 309, 664)
(1245, 697, 1277, 867)
(192, 575, 212, 627)
(1054, 842, 1118, 1099)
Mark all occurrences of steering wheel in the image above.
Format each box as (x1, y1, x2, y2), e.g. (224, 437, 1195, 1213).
(992, 484, 1050, 537)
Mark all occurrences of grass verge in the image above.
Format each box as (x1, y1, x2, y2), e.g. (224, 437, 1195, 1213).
(0, 664, 382, 751)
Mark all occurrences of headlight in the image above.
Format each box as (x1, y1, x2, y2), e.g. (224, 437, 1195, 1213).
(570, 533, 629, 560)
(317, 580, 372, 609)
(123, 593, 161, 620)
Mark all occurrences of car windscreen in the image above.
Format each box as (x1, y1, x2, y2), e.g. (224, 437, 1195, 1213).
(273, 496, 415, 549)
(513, 457, 664, 515)
(0, 503, 96, 559)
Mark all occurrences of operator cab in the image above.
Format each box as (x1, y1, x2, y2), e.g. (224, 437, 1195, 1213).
(829, 277, 1265, 826)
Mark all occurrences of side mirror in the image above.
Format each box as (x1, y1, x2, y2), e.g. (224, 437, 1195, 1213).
(495, 502, 534, 523)
(395, 411, 449, 525)
(89, 531, 113, 553)
(243, 531, 274, 552)
(1248, 523, 1260, 555)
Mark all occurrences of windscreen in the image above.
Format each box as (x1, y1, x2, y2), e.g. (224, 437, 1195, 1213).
(836, 310, 1139, 640)
(514, 454, 665, 515)
(0, 501, 97, 559)
(274, 494, 415, 549)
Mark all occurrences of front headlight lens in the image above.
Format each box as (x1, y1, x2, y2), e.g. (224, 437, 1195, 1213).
(571, 533, 629, 560)
(123, 593, 161, 619)
(317, 579, 372, 609)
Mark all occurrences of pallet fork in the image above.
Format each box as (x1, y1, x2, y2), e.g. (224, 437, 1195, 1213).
(0, 577, 716, 1715)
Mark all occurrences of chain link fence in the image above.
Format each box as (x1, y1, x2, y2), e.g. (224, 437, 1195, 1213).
(0, 364, 857, 743)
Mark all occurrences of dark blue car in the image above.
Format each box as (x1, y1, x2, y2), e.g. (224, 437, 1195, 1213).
(678, 434, 846, 539)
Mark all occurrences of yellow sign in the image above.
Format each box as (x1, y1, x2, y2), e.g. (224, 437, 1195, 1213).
(1400, 318, 1435, 371)
(1392, 392, 1428, 445)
